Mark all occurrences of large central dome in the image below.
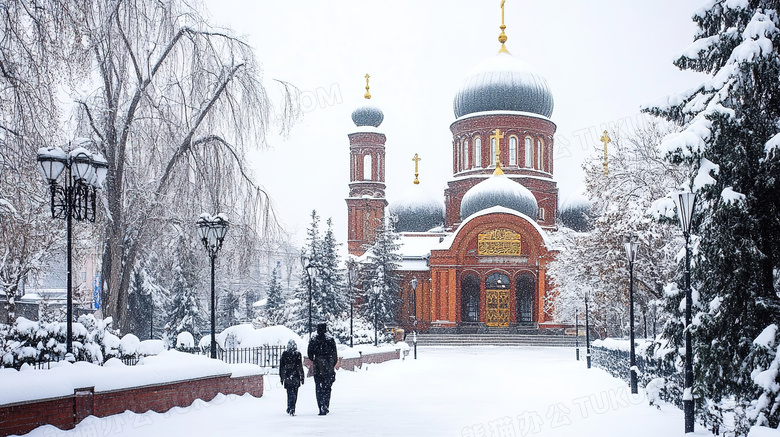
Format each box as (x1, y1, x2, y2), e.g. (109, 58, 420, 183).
(453, 50, 554, 119)
(460, 173, 538, 221)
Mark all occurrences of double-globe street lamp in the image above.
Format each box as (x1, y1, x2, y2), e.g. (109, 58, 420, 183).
(37, 140, 107, 356)
(196, 213, 229, 359)
(674, 191, 697, 434)
(624, 235, 640, 394)
(346, 257, 357, 348)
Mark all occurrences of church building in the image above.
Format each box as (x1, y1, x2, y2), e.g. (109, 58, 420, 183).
(345, 6, 561, 333)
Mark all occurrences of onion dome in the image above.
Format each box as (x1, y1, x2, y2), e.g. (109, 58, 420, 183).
(352, 73, 384, 128)
(558, 189, 592, 232)
(460, 173, 538, 220)
(351, 105, 384, 127)
(453, 50, 554, 119)
(389, 184, 445, 233)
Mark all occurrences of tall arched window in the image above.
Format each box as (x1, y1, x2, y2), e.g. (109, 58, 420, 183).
(464, 139, 469, 169)
(509, 136, 518, 166)
(490, 137, 496, 166)
(474, 137, 482, 168)
(525, 137, 533, 168)
(363, 154, 372, 180)
(537, 138, 544, 170)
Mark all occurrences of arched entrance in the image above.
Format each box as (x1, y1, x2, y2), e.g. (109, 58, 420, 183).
(516, 273, 535, 325)
(461, 274, 480, 323)
(485, 273, 510, 327)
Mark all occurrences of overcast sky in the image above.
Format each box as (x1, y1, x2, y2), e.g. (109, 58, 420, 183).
(202, 0, 707, 247)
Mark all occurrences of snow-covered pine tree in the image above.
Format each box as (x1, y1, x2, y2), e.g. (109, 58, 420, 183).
(360, 221, 402, 345)
(318, 218, 346, 318)
(165, 257, 204, 340)
(264, 267, 286, 325)
(643, 2, 780, 432)
(127, 267, 153, 339)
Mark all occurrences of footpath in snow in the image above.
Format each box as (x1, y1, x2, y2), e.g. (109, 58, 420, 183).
(19, 347, 716, 437)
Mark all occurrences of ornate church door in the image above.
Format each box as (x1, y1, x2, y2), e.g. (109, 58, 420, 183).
(485, 273, 510, 327)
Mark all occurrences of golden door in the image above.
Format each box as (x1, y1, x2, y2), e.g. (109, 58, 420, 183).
(485, 289, 510, 327)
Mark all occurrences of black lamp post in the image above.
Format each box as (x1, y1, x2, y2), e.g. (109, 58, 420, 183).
(302, 258, 316, 338)
(575, 309, 580, 361)
(675, 191, 696, 434)
(197, 213, 229, 359)
(624, 234, 639, 394)
(37, 140, 107, 356)
(585, 292, 591, 369)
(346, 258, 356, 348)
(410, 277, 418, 359)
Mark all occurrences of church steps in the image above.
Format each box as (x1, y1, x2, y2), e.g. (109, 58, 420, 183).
(412, 334, 582, 347)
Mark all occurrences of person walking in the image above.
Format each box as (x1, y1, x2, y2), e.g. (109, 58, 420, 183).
(279, 339, 305, 416)
(307, 322, 338, 415)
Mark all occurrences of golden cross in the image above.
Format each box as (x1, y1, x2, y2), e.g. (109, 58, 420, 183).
(412, 153, 421, 185)
(600, 130, 611, 175)
(490, 129, 505, 175)
(498, 0, 508, 46)
(364, 73, 371, 99)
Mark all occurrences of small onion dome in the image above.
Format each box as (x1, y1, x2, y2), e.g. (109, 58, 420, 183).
(460, 174, 538, 221)
(453, 50, 554, 119)
(558, 190, 592, 232)
(389, 184, 445, 233)
(351, 105, 384, 127)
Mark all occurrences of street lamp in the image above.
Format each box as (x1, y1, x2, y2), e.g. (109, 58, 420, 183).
(346, 257, 357, 348)
(197, 213, 229, 359)
(674, 191, 696, 434)
(302, 257, 316, 337)
(585, 291, 591, 369)
(624, 234, 639, 394)
(410, 277, 418, 360)
(37, 139, 107, 356)
(575, 309, 580, 361)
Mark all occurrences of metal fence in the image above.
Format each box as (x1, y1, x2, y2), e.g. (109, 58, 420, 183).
(12, 345, 285, 370)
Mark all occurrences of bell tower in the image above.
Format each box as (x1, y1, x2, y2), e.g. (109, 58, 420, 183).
(346, 74, 387, 256)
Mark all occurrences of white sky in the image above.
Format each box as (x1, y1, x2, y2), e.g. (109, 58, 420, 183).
(202, 0, 707, 246)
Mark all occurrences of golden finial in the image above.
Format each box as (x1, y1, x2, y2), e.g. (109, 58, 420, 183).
(364, 73, 371, 99)
(490, 129, 505, 175)
(498, 0, 509, 53)
(412, 153, 421, 185)
(600, 130, 611, 175)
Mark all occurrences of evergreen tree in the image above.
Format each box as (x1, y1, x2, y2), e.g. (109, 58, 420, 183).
(219, 290, 240, 330)
(318, 218, 346, 318)
(166, 258, 204, 339)
(360, 221, 402, 345)
(644, 3, 780, 432)
(127, 267, 152, 339)
(265, 267, 286, 325)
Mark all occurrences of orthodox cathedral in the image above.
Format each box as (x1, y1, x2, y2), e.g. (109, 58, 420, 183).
(346, 6, 561, 332)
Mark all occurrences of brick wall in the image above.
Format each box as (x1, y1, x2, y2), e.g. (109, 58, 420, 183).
(0, 374, 263, 437)
(304, 349, 400, 377)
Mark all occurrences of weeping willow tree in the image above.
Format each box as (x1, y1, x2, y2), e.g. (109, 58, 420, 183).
(1, 0, 299, 331)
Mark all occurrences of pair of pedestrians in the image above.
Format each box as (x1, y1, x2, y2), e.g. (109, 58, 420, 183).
(279, 323, 338, 416)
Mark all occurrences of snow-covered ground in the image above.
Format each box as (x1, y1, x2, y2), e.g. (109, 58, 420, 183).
(19, 347, 718, 437)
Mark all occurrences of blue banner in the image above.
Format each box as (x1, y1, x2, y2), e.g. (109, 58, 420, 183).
(93, 274, 101, 310)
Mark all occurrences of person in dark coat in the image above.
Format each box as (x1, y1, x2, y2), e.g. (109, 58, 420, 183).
(279, 339, 305, 416)
(307, 322, 338, 415)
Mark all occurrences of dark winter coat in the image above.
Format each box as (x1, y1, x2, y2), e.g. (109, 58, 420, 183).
(279, 349, 305, 389)
(307, 333, 338, 384)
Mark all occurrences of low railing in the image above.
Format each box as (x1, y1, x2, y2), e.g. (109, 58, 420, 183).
(177, 345, 287, 368)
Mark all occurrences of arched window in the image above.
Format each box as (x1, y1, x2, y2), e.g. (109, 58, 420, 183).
(474, 137, 482, 168)
(490, 137, 496, 166)
(461, 274, 480, 323)
(363, 154, 372, 180)
(537, 138, 544, 170)
(509, 136, 518, 166)
(539, 207, 546, 221)
(464, 139, 469, 169)
(525, 137, 533, 168)
(516, 274, 535, 324)
(486, 272, 510, 289)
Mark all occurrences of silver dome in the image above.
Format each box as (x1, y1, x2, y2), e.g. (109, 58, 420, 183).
(351, 105, 384, 127)
(389, 184, 445, 232)
(460, 174, 538, 220)
(453, 51, 554, 119)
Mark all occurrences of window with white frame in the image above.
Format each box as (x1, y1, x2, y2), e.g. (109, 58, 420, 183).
(509, 136, 517, 166)
(475, 137, 482, 168)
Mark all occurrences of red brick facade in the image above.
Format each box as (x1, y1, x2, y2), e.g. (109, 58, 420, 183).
(346, 131, 387, 256)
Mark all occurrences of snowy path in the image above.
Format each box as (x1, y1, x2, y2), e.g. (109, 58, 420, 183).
(22, 347, 710, 437)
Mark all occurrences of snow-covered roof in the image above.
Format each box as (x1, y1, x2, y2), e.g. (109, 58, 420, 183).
(388, 184, 445, 233)
(460, 173, 538, 221)
(433, 206, 556, 251)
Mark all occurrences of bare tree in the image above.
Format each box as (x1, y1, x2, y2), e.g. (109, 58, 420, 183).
(1, 1, 297, 331)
